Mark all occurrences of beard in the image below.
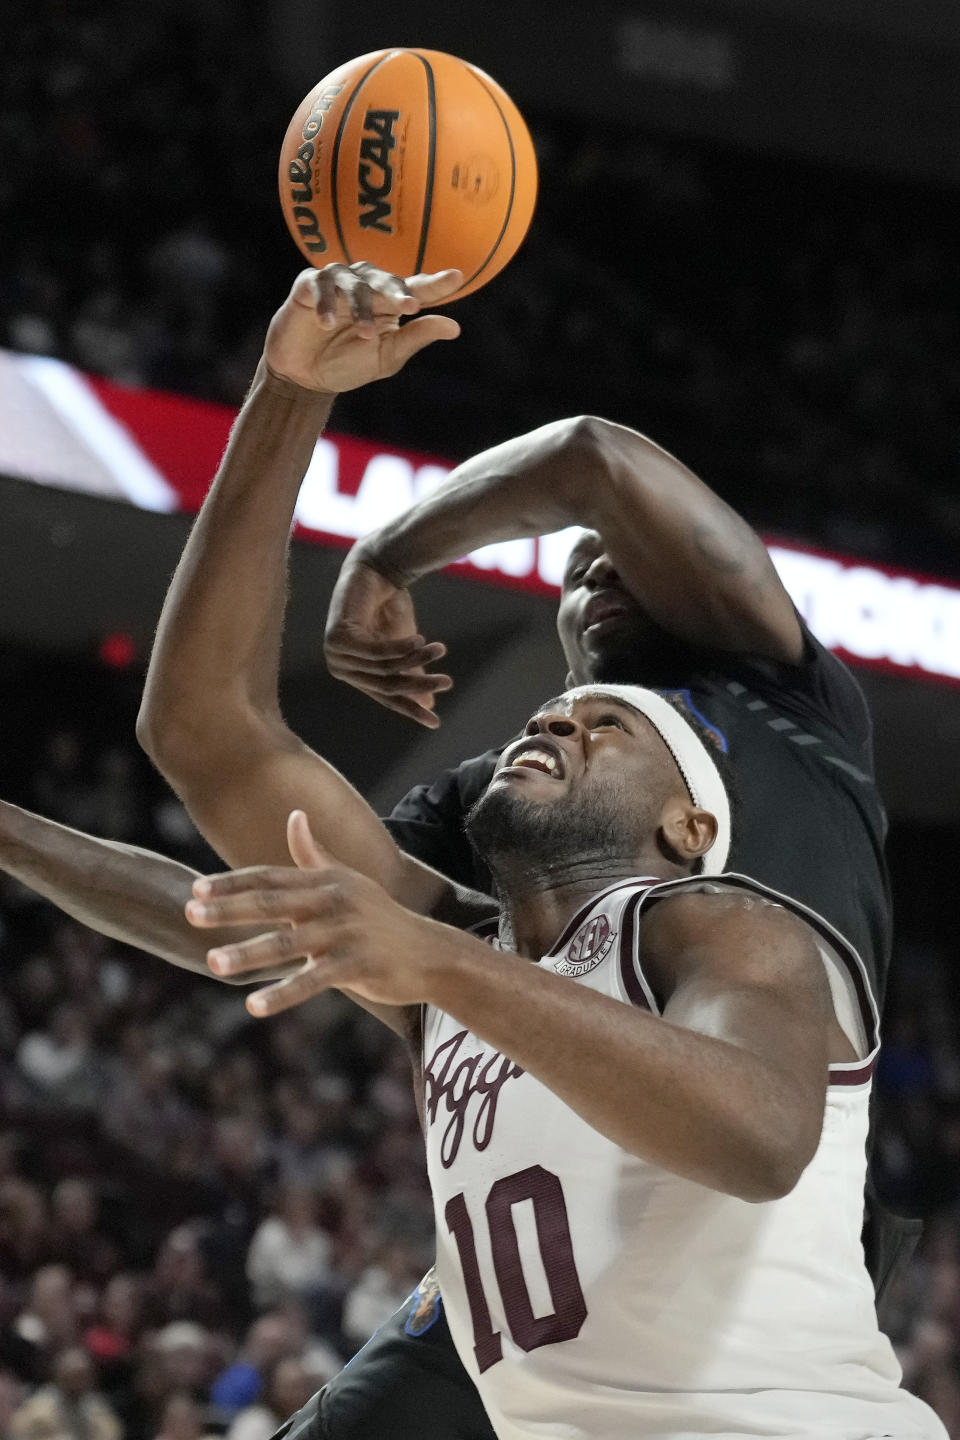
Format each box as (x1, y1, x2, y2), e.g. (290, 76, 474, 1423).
(465, 774, 654, 894)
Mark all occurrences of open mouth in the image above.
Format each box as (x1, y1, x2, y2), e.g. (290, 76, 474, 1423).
(583, 590, 632, 632)
(503, 739, 566, 780)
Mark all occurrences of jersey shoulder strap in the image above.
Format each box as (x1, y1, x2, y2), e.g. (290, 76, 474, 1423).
(627, 872, 880, 1085)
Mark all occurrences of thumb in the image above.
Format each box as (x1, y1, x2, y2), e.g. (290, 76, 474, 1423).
(405, 268, 464, 305)
(383, 314, 461, 375)
(287, 809, 327, 869)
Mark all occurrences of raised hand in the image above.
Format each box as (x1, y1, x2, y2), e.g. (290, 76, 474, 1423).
(264, 263, 462, 395)
(324, 552, 452, 727)
(185, 811, 467, 1017)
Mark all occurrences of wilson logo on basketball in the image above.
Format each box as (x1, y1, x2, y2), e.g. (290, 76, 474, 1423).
(286, 84, 343, 254)
(555, 915, 616, 977)
(358, 109, 399, 233)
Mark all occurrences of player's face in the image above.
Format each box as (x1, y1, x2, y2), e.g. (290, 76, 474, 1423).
(488, 694, 681, 806)
(556, 534, 678, 683)
(464, 694, 687, 880)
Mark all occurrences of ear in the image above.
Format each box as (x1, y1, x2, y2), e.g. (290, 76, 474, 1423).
(658, 800, 718, 868)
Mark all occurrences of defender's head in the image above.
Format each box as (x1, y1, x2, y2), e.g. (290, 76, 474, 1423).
(466, 685, 731, 892)
(556, 532, 682, 684)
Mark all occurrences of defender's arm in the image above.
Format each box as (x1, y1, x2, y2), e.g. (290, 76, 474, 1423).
(326, 415, 803, 723)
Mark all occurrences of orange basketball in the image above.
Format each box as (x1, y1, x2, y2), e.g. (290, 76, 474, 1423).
(278, 49, 537, 301)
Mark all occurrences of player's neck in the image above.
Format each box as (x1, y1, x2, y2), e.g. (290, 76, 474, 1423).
(497, 850, 680, 959)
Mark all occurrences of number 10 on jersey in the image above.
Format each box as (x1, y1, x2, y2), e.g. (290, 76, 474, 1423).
(444, 1163, 588, 1372)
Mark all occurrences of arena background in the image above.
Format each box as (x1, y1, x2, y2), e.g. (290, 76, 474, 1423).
(1, 1, 960, 1435)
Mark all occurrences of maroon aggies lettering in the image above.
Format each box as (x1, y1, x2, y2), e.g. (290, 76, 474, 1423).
(424, 1029, 524, 1168)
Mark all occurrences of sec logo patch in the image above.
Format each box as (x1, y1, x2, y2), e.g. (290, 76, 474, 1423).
(555, 914, 616, 977)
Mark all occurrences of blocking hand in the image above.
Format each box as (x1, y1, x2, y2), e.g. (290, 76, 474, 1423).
(324, 552, 452, 728)
(264, 263, 462, 395)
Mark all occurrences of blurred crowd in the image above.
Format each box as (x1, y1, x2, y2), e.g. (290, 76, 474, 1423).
(2, 2, 960, 577)
(0, 716, 433, 1440)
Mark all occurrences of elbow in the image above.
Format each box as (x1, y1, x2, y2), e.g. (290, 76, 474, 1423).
(740, 1158, 806, 1205)
(563, 414, 617, 462)
(136, 695, 186, 776)
(544, 416, 622, 519)
(136, 691, 216, 790)
(738, 1122, 821, 1204)
(135, 695, 165, 768)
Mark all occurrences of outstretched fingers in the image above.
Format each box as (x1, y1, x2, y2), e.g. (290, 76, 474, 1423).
(355, 686, 444, 728)
(205, 911, 340, 976)
(187, 869, 342, 928)
(207, 927, 305, 976)
(247, 958, 336, 1017)
(325, 633, 448, 668)
(333, 666, 453, 696)
(381, 313, 460, 373)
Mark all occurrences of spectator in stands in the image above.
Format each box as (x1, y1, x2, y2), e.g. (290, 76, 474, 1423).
(48, 1179, 119, 1284)
(141, 1230, 224, 1333)
(0, 1180, 49, 1283)
(13, 1265, 77, 1359)
(83, 1273, 142, 1369)
(224, 1358, 314, 1440)
(899, 1316, 960, 1435)
(8, 1345, 121, 1440)
(200, 1116, 269, 1325)
(209, 1311, 298, 1417)
(0, 1370, 28, 1436)
(152, 1390, 220, 1440)
(341, 1240, 423, 1352)
(151, 1322, 219, 1405)
(102, 1051, 193, 1168)
(16, 1004, 95, 1102)
(246, 1186, 333, 1310)
(270, 1093, 353, 1191)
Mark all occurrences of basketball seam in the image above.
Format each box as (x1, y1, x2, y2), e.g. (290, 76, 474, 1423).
(458, 70, 518, 291)
(330, 51, 397, 266)
(411, 53, 438, 274)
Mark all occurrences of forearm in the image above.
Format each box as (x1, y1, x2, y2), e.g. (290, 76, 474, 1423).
(428, 946, 811, 1202)
(360, 415, 717, 581)
(179, 726, 457, 914)
(0, 800, 255, 980)
(362, 415, 798, 658)
(359, 417, 599, 584)
(138, 361, 333, 767)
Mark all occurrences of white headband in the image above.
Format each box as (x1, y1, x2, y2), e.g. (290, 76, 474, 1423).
(561, 684, 731, 875)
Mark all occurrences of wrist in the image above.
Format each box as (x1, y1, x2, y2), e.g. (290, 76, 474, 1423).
(421, 925, 504, 1012)
(353, 533, 421, 590)
(259, 357, 338, 409)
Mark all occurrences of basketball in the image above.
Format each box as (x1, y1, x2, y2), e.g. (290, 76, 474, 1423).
(278, 48, 538, 301)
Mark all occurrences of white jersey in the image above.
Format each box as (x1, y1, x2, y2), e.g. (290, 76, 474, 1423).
(422, 874, 946, 1440)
